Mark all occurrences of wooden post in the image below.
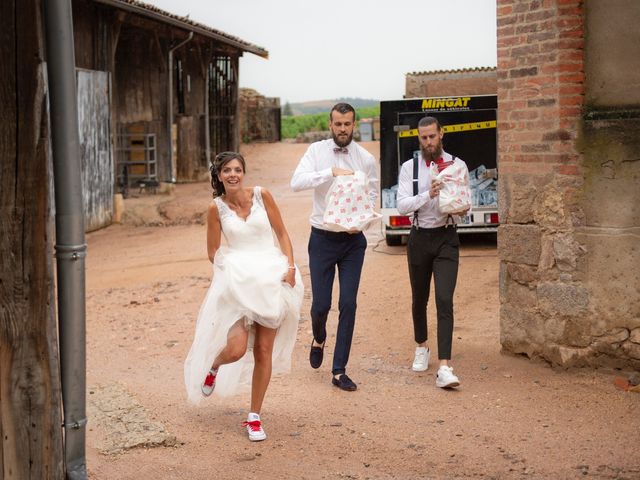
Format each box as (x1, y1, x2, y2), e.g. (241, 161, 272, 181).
(0, 0, 64, 477)
(232, 56, 241, 152)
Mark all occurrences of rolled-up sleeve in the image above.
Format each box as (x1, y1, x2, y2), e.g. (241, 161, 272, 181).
(290, 144, 333, 192)
(365, 159, 379, 204)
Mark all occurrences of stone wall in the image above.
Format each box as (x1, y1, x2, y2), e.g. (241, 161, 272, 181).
(497, 0, 640, 369)
(405, 67, 496, 98)
(238, 88, 281, 143)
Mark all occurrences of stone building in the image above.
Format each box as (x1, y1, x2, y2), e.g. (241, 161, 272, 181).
(405, 67, 497, 98)
(497, 0, 640, 369)
(238, 88, 281, 143)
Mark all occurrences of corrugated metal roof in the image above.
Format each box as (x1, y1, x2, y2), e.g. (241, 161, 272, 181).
(407, 66, 496, 76)
(92, 0, 268, 58)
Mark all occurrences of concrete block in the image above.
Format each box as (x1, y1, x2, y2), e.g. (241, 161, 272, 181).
(498, 224, 541, 265)
(581, 119, 640, 229)
(506, 263, 538, 285)
(553, 232, 586, 271)
(505, 280, 538, 308)
(597, 327, 630, 344)
(503, 175, 537, 224)
(574, 230, 640, 324)
(557, 345, 592, 367)
(537, 282, 589, 317)
(500, 304, 546, 350)
(538, 234, 555, 271)
(158, 182, 175, 195)
(622, 341, 640, 360)
(533, 185, 570, 231)
(113, 194, 124, 223)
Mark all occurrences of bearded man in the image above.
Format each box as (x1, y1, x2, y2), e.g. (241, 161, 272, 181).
(396, 116, 470, 389)
(290, 103, 378, 391)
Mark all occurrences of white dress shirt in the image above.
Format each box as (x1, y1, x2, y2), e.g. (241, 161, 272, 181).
(396, 151, 468, 228)
(291, 139, 379, 230)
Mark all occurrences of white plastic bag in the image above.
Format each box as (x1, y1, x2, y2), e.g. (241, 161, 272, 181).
(430, 160, 471, 214)
(323, 171, 381, 232)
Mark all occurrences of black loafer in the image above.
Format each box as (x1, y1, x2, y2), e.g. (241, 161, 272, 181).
(309, 340, 324, 369)
(332, 374, 357, 391)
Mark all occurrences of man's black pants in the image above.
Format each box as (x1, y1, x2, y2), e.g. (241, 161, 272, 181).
(406, 225, 460, 360)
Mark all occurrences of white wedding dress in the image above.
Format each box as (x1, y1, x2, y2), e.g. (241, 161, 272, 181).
(184, 186, 303, 404)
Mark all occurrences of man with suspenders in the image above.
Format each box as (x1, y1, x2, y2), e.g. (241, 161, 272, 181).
(396, 116, 470, 388)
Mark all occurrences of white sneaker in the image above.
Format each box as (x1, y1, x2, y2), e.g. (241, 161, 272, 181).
(412, 346, 430, 372)
(201, 368, 217, 396)
(436, 365, 460, 388)
(243, 413, 267, 442)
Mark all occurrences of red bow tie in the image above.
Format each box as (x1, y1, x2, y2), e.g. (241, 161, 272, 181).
(435, 157, 453, 172)
(333, 147, 349, 154)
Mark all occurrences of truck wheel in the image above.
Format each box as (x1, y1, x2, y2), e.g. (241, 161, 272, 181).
(385, 234, 402, 246)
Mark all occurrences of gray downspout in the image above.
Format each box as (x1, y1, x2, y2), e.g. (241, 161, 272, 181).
(204, 64, 211, 167)
(42, 1, 88, 479)
(167, 32, 194, 182)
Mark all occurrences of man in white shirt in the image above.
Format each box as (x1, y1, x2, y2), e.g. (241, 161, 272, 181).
(290, 103, 378, 391)
(396, 116, 469, 389)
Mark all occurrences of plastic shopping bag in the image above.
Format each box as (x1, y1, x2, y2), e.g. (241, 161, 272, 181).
(430, 160, 472, 214)
(323, 171, 381, 232)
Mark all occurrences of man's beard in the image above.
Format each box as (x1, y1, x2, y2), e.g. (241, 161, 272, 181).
(332, 131, 353, 148)
(421, 142, 443, 162)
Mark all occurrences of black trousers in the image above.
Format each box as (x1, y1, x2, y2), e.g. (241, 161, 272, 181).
(406, 225, 460, 360)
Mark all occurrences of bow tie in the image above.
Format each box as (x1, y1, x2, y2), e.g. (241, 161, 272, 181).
(333, 147, 349, 154)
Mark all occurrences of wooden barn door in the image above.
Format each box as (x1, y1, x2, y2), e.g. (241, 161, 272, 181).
(209, 56, 237, 154)
(76, 69, 113, 231)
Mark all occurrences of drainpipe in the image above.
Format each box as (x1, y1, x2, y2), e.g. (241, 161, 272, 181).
(42, 0, 87, 479)
(204, 64, 211, 167)
(167, 32, 193, 182)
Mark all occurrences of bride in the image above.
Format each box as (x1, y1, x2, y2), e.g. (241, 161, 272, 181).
(184, 151, 303, 442)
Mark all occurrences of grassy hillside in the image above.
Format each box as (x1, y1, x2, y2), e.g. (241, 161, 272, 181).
(285, 97, 379, 116)
(281, 105, 380, 139)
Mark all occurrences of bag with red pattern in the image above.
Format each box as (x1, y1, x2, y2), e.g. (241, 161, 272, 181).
(430, 159, 471, 214)
(323, 171, 381, 232)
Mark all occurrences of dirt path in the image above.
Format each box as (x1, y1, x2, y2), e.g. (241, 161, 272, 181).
(85, 142, 639, 479)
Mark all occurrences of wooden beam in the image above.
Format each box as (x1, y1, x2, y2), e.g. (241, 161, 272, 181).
(0, 0, 64, 476)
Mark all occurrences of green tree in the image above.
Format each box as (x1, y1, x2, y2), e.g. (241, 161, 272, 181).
(282, 101, 293, 116)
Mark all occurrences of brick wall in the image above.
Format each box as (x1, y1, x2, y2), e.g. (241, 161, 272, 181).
(497, 0, 584, 177)
(405, 68, 497, 98)
(497, 0, 588, 365)
(498, 0, 640, 369)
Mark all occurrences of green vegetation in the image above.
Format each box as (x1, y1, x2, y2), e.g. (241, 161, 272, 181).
(282, 101, 293, 116)
(281, 105, 380, 139)
(287, 97, 379, 116)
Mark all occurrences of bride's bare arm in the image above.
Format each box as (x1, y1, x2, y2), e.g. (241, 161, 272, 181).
(262, 188, 296, 287)
(206, 202, 222, 263)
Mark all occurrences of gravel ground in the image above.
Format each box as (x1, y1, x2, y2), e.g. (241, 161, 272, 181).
(85, 141, 640, 480)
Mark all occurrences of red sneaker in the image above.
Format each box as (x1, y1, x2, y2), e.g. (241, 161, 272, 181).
(201, 368, 217, 396)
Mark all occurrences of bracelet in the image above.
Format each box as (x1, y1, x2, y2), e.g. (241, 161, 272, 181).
(288, 266, 296, 270)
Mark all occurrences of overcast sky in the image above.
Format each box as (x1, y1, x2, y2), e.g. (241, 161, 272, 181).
(143, 0, 497, 104)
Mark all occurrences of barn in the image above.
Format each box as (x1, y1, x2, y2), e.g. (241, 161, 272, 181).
(71, 0, 268, 230)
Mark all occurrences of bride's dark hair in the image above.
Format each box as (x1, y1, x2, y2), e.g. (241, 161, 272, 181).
(209, 151, 246, 198)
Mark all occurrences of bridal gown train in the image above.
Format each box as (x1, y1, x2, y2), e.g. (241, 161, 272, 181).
(184, 186, 303, 404)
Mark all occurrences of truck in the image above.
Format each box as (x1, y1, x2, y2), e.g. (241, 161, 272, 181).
(379, 94, 499, 246)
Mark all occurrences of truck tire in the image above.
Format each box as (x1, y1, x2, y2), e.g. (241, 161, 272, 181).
(385, 234, 402, 246)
